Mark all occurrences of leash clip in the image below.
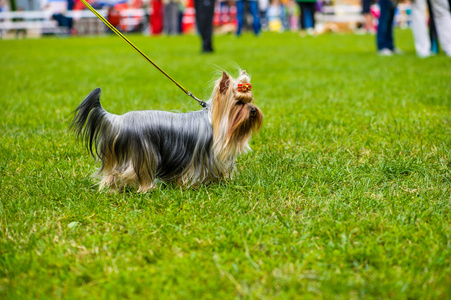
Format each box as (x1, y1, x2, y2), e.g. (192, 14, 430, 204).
(187, 92, 207, 108)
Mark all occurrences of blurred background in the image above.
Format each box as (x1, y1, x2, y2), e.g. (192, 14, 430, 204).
(0, 0, 412, 39)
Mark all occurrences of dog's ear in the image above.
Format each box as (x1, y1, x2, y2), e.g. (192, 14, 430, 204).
(219, 71, 230, 94)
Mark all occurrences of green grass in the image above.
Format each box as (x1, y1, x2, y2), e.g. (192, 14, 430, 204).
(1, 30, 451, 299)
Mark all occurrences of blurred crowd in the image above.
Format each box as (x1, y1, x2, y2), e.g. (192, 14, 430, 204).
(0, 0, 410, 35)
(0, 0, 450, 56)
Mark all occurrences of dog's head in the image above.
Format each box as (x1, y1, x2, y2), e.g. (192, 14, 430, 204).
(210, 70, 263, 159)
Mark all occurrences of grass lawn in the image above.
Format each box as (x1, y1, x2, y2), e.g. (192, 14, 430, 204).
(1, 29, 451, 299)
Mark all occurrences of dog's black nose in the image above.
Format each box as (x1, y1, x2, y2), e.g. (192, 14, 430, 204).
(250, 108, 256, 116)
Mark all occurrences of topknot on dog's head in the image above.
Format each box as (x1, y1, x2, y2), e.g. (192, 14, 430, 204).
(234, 70, 253, 104)
(236, 70, 250, 84)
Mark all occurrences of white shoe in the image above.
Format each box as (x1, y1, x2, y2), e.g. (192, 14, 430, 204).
(417, 51, 435, 58)
(378, 48, 393, 56)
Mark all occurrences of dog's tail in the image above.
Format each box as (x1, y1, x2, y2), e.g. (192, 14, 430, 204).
(71, 88, 112, 159)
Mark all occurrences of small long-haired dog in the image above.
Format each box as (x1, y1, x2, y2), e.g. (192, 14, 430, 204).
(72, 70, 263, 192)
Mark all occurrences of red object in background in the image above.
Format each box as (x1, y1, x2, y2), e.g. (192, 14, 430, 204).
(107, 8, 121, 27)
(114, 3, 129, 11)
(73, 0, 85, 10)
(151, 0, 163, 34)
(181, 0, 195, 33)
(132, 0, 143, 9)
(113, 3, 129, 31)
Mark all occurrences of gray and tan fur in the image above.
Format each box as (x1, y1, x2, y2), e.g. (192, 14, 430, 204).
(72, 71, 263, 192)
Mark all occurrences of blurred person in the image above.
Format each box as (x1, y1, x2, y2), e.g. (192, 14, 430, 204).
(178, 1, 184, 33)
(151, 0, 164, 34)
(217, 0, 237, 34)
(362, 0, 375, 33)
(376, 0, 400, 55)
(164, 0, 180, 34)
(267, 0, 284, 31)
(194, 0, 216, 52)
(285, 0, 300, 31)
(411, 0, 451, 57)
(52, 0, 74, 35)
(259, 0, 270, 30)
(236, 0, 261, 36)
(296, 0, 317, 36)
(218, 0, 229, 26)
(106, 6, 121, 33)
(426, 0, 439, 54)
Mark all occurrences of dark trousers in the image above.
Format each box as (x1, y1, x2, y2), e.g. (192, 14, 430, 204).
(426, 0, 439, 53)
(376, 0, 396, 50)
(298, 2, 316, 29)
(194, 0, 216, 52)
(236, 0, 260, 36)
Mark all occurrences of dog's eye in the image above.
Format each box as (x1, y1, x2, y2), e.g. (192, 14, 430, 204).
(236, 101, 244, 105)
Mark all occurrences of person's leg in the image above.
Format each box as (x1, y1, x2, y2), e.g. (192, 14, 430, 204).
(248, 0, 261, 35)
(236, 0, 245, 35)
(260, 8, 268, 30)
(411, 0, 431, 56)
(152, 0, 163, 34)
(377, 0, 395, 50)
(203, 0, 215, 51)
(427, 0, 439, 53)
(386, 0, 396, 49)
(362, 0, 373, 31)
(430, 0, 451, 55)
(170, 2, 179, 34)
(304, 5, 312, 28)
(298, 2, 307, 29)
(164, 3, 170, 34)
(308, 2, 316, 29)
(194, 0, 216, 51)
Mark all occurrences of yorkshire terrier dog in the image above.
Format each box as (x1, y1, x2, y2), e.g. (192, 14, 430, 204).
(72, 70, 263, 192)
